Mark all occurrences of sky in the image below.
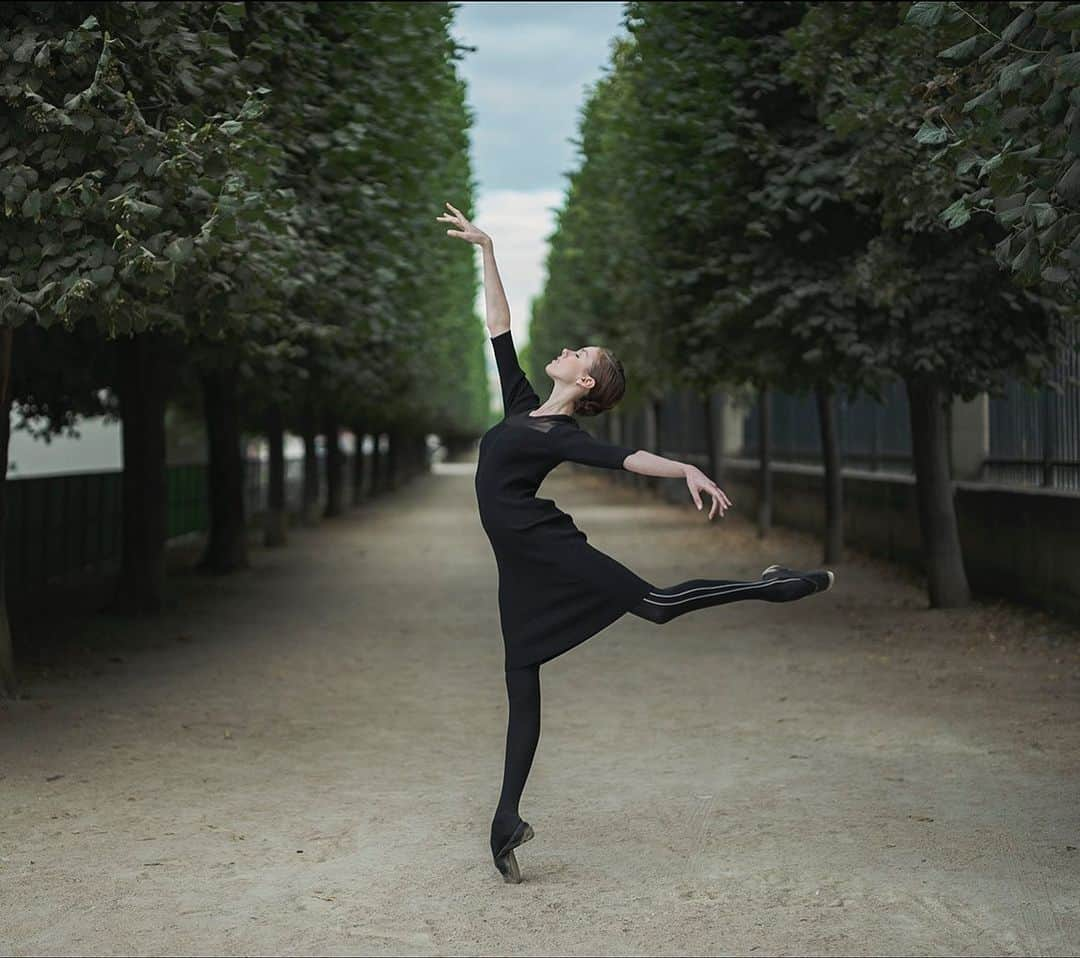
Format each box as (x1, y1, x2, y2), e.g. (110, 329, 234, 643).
(448, 2, 628, 351)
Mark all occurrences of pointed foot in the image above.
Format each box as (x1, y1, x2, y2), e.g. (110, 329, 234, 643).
(762, 565, 835, 595)
(492, 820, 535, 883)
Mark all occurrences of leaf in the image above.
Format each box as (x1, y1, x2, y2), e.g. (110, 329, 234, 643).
(939, 35, 982, 63)
(941, 197, 972, 228)
(1057, 51, 1080, 84)
(1049, 4, 1080, 30)
(1011, 237, 1040, 279)
(13, 38, 37, 63)
(956, 152, 981, 176)
(997, 205, 1027, 226)
(126, 199, 163, 220)
(1055, 159, 1080, 201)
(963, 87, 999, 113)
(1041, 265, 1071, 283)
(216, 1, 247, 30)
(164, 237, 194, 264)
(1001, 9, 1035, 41)
(998, 59, 1030, 93)
(1030, 202, 1057, 228)
(21, 190, 41, 219)
(905, 2, 947, 27)
(914, 121, 949, 145)
(993, 234, 1014, 266)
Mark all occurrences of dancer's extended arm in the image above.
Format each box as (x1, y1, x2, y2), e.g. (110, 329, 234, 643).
(554, 427, 733, 520)
(623, 451, 733, 519)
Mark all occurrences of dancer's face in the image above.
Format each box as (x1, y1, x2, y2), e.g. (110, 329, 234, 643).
(545, 346, 597, 390)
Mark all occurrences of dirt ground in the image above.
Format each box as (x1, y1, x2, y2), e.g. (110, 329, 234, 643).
(2, 455, 1079, 957)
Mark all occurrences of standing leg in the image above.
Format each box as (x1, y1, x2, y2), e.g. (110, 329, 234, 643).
(629, 566, 833, 625)
(491, 662, 541, 866)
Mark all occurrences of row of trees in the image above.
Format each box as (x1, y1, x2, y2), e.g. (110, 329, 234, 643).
(531, 0, 1079, 611)
(0, 1, 486, 695)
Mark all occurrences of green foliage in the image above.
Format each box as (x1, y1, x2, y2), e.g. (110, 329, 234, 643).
(782, 0, 1069, 399)
(907, 1, 1080, 296)
(536, 0, 1074, 421)
(3, 2, 487, 441)
(0, 4, 258, 334)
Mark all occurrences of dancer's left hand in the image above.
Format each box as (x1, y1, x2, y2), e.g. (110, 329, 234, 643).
(684, 466, 732, 520)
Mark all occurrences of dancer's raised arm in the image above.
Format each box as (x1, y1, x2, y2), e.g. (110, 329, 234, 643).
(437, 201, 508, 337)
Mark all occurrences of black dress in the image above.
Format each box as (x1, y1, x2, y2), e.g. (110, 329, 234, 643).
(474, 328, 654, 670)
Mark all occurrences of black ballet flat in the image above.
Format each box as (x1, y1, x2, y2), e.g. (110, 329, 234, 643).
(492, 818, 535, 884)
(762, 565, 835, 594)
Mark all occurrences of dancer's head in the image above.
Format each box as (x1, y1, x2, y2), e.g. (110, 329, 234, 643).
(544, 344, 627, 417)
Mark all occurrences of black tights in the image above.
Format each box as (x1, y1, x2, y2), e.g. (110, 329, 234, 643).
(627, 571, 817, 624)
(491, 570, 816, 852)
(492, 662, 542, 856)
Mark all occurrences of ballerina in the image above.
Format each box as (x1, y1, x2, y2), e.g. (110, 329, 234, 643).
(438, 202, 834, 883)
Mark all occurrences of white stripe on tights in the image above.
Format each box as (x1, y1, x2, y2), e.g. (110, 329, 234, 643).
(642, 577, 803, 606)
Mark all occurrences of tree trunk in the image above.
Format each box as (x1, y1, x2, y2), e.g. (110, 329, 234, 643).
(703, 394, 718, 484)
(417, 433, 429, 475)
(372, 431, 384, 495)
(404, 432, 414, 483)
(264, 402, 287, 547)
(815, 382, 844, 564)
(651, 397, 663, 495)
(715, 391, 728, 484)
(323, 413, 344, 517)
(906, 374, 971, 607)
(110, 333, 170, 613)
(301, 398, 320, 525)
(0, 326, 16, 697)
(351, 424, 367, 506)
(387, 429, 399, 490)
(757, 385, 772, 538)
(197, 363, 249, 574)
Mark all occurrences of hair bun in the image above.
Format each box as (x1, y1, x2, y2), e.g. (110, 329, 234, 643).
(574, 397, 603, 417)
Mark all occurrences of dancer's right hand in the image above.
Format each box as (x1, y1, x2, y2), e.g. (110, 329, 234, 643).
(437, 202, 491, 247)
(684, 466, 732, 520)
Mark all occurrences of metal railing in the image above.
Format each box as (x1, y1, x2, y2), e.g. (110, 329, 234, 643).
(985, 322, 1080, 488)
(742, 381, 915, 476)
(5, 451, 370, 606)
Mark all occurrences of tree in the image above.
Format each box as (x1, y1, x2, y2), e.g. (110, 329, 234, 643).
(906, 1, 1080, 302)
(785, 0, 1070, 606)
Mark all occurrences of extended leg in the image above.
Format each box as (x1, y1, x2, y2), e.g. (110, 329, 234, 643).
(629, 568, 831, 625)
(491, 662, 541, 858)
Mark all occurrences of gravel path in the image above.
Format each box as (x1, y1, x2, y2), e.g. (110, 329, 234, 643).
(2, 456, 1079, 956)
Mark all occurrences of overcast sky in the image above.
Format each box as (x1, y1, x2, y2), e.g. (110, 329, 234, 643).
(449, 2, 628, 354)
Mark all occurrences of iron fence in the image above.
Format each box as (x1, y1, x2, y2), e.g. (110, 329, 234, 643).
(613, 342, 1080, 492)
(742, 382, 915, 475)
(985, 323, 1080, 489)
(5, 451, 356, 606)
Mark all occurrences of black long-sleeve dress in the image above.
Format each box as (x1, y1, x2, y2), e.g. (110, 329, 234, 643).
(474, 328, 654, 670)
